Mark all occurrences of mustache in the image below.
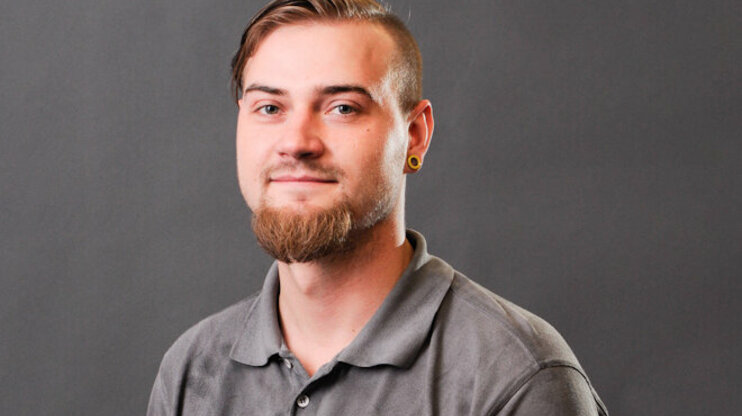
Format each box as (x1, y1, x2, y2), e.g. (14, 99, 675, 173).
(261, 160, 345, 182)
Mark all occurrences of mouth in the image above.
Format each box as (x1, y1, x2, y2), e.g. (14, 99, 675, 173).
(269, 175, 338, 184)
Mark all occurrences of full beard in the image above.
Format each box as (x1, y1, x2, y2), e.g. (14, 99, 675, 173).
(251, 201, 356, 263)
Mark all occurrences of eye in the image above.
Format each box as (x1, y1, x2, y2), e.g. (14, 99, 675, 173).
(257, 104, 281, 115)
(331, 104, 357, 115)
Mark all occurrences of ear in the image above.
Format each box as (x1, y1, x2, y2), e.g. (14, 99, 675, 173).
(404, 99, 434, 174)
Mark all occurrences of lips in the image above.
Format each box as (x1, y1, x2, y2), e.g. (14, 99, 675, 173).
(269, 174, 337, 183)
(262, 163, 343, 185)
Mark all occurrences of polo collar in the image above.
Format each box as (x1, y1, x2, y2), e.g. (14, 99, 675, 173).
(230, 229, 455, 369)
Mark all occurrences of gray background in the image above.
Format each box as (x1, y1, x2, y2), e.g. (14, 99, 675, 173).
(1, 0, 739, 414)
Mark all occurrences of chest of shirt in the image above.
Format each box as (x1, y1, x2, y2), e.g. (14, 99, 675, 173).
(176, 347, 508, 416)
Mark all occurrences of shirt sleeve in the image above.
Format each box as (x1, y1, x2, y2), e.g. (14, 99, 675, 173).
(495, 365, 606, 416)
(146, 369, 173, 416)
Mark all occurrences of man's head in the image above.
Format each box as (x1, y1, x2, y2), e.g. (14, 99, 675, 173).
(233, 0, 433, 263)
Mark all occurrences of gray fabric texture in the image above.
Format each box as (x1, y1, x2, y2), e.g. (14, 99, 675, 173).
(148, 230, 608, 415)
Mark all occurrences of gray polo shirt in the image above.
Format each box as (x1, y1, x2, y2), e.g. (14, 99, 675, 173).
(148, 230, 608, 415)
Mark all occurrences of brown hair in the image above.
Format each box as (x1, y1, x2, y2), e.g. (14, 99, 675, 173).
(230, 0, 422, 113)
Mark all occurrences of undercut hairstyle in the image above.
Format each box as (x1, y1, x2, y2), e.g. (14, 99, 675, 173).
(230, 0, 423, 113)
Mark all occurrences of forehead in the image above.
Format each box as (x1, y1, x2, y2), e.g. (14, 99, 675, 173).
(242, 21, 398, 92)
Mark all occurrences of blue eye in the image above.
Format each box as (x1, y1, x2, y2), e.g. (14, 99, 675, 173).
(333, 104, 356, 115)
(259, 105, 280, 115)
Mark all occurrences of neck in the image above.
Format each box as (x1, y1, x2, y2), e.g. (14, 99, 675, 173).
(276, 208, 412, 376)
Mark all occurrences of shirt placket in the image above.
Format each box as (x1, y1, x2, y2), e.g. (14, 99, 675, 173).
(283, 357, 340, 416)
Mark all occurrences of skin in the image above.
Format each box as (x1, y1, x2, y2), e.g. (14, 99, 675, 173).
(236, 21, 434, 376)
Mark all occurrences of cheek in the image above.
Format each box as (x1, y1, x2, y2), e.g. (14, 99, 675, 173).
(380, 126, 408, 173)
(236, 131, 254, 176)
(357, 131, 405, 191)
(236, 118, 270, 171)
(236, 124, 268, 207)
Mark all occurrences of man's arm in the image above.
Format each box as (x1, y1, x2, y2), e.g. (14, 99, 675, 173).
(146, 367, 174, 416)
(494, 365, 607, 416)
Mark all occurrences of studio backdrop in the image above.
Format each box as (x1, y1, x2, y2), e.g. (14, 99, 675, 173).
(1, 0, 739, 414)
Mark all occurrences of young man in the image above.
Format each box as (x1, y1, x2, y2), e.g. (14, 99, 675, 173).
(148, 1, 608, 414)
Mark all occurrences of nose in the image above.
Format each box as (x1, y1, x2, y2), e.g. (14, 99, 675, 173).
(275, 108, 324, 160)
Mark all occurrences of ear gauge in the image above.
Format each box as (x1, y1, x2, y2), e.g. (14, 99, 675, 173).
(407, 155, 421, 171)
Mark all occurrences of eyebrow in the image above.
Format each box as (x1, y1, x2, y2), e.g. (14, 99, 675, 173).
(243, 83, 376, 102)
(318, 85, 375, 101)
(243, 84, 286, 96)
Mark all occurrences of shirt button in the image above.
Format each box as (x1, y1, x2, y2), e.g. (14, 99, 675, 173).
(283, 358, 293, 369)
(296, 394, 310, 408)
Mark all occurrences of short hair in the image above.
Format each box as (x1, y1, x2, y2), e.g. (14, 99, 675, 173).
(230, 0, 422, 113)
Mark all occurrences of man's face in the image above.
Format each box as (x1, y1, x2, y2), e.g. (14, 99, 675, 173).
(236, 22, 409, 236)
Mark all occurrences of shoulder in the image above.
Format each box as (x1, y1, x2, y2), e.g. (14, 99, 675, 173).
(442, 270, 581, 368)
(147, 294, 260, 415)
(155, 293, 259, 381)
(429, 264, 607, 414)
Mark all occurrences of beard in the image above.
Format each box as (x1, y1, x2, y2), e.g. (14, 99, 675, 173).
(249, 157, 401, 263)
(251, 201, 355, 263)
(251, 184, 398, 264)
